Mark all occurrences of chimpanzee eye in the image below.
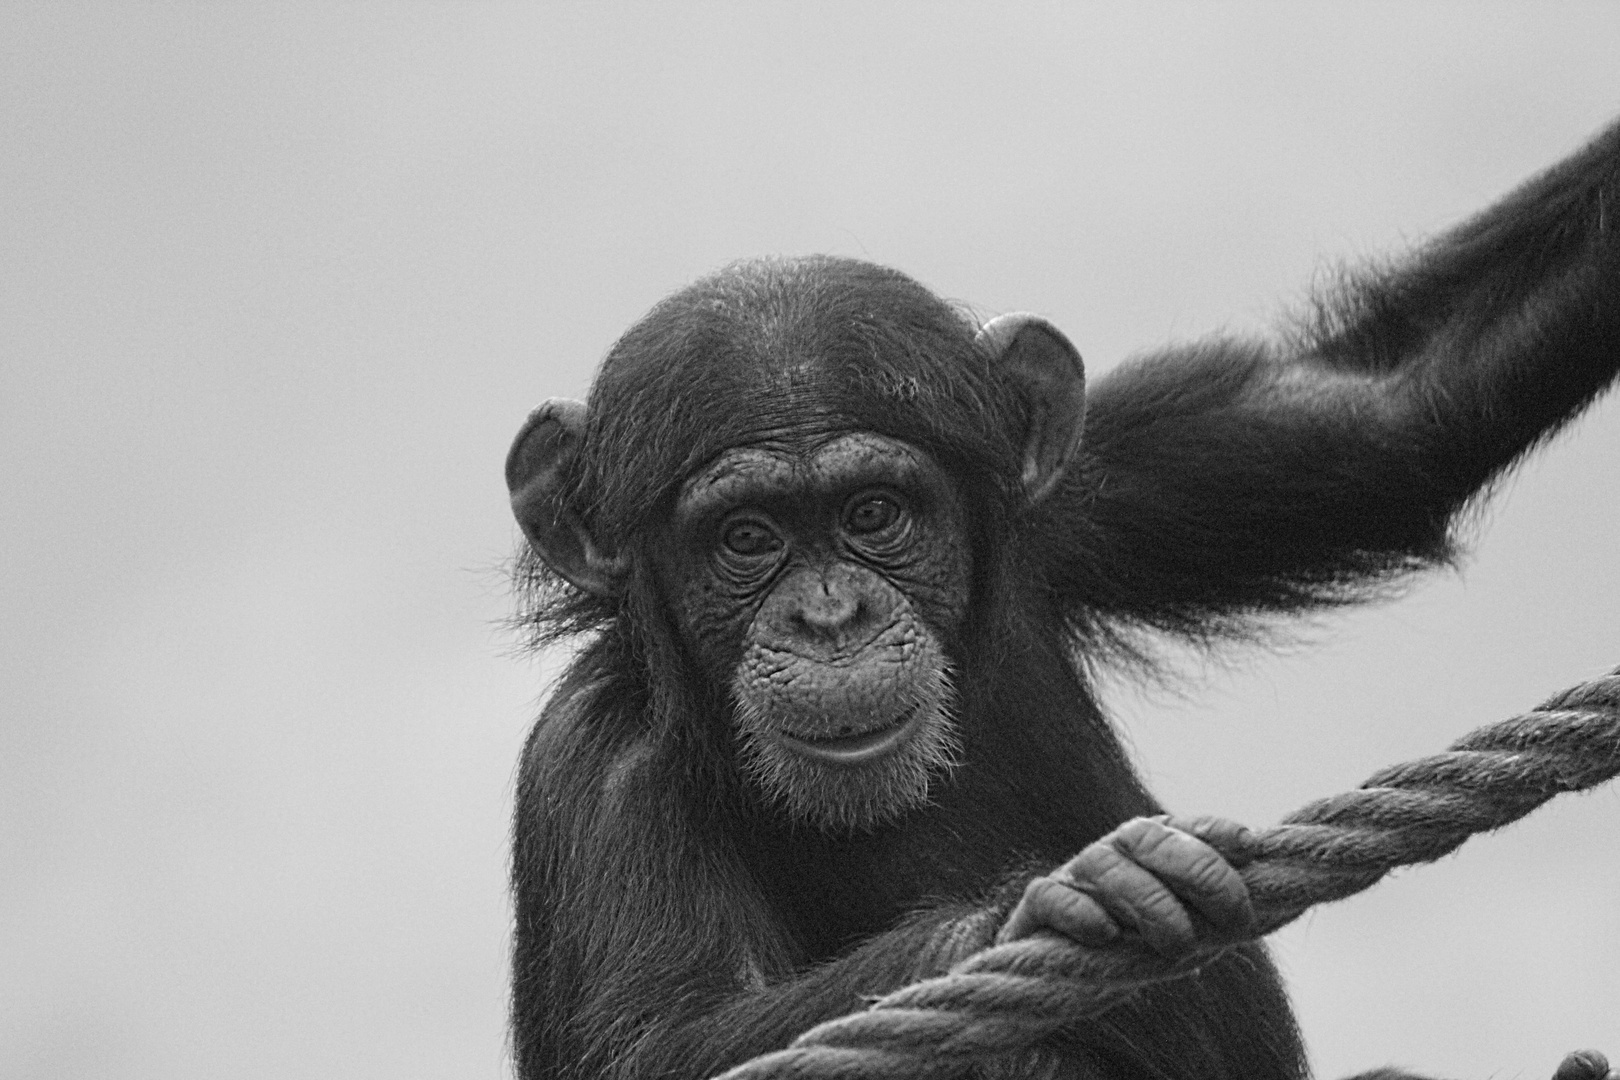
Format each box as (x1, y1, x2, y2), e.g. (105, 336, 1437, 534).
(845, 496, 901, 535)
(722, 520, 780, 556)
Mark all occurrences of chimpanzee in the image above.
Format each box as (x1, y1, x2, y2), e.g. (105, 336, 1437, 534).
(505, 119, 1620, 1079)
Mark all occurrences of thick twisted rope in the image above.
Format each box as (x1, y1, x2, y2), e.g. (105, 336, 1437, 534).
(715, 667, 1620, 1080)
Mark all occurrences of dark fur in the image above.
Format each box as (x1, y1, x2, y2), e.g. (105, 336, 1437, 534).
(510, 121, 1620, 1079)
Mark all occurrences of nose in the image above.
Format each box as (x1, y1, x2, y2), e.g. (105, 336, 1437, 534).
(757, 565, 890, 655)
(797, 586, 861, 637)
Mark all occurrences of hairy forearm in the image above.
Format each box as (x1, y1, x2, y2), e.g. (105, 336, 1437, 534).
(1040, 121, 1620, 632)
(558, 902, 1004, 1080)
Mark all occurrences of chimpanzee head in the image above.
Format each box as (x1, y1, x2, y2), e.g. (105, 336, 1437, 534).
(506, 256, 1086, 829)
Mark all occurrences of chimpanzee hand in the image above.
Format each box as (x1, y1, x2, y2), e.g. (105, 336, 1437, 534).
(996, 815, 1257, 955)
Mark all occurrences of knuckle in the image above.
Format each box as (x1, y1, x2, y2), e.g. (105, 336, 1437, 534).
(1167, 814, 1257, 864)
(1137, 896, 1196, 951)
(1090, 853, 1144, 894)
(1110, 816, 1166, 854)
(1025, 875, 1063, 904)
(1183, 848, 1233, 890)
(1061, 839, 1125, 885)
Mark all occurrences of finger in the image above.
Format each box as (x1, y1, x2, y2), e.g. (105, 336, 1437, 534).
(1155, 814, 1258, 868)
(1054, 837, 1200, 955)
(1553, 1051, 1611, 1080)
(1109, 818, 1256, 937)
(997, 875, 1121, 946)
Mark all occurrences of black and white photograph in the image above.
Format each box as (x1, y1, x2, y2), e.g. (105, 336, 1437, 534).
(5, 6, 1618, 1079)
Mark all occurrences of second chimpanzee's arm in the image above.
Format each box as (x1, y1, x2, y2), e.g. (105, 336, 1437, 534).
(1039, 118, 1620, 634)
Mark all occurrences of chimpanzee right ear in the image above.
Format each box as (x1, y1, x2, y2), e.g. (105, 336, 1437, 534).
(505, 398, 628, 598)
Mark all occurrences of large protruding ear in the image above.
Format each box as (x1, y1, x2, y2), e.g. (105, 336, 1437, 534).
(505, 398, 628, 598)
(976, 313, 1086, 503)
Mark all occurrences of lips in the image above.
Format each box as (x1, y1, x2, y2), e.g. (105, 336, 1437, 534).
(774, 706, 924, 765)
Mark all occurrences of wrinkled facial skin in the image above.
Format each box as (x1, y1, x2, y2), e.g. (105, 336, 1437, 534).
(661, 432, 972, 832)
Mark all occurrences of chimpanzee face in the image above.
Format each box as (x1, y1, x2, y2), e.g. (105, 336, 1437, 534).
(658, 431, 971, 831)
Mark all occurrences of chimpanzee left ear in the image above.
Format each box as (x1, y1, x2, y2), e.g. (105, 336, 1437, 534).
(977, 313, 1087, 503)
(505, 398, 628, 598)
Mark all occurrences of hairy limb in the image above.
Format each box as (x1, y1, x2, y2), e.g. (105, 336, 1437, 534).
(515, 683, 1296, 1079)
(511, 677, 1010, 1079)
(1041, 119, 1620, 635)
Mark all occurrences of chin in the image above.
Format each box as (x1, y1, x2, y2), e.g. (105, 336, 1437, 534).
(737, 700, 962, 833)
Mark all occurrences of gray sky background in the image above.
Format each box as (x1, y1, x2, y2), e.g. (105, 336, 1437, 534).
(4, 5, 1618, 1079)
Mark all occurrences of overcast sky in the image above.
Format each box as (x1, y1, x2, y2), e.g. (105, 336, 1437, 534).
(3, 5, 1618, 1079)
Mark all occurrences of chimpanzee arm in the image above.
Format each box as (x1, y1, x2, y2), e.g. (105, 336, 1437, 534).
(513, 673, 1300, 1080)
(1039, 118, 1620, 637)
(510, 674, 988, 1079)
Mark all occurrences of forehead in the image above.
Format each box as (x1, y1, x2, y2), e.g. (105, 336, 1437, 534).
(678, 433, 931, 511)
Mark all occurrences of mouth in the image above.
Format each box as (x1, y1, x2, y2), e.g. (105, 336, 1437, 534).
(774, 706, 925, 765)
